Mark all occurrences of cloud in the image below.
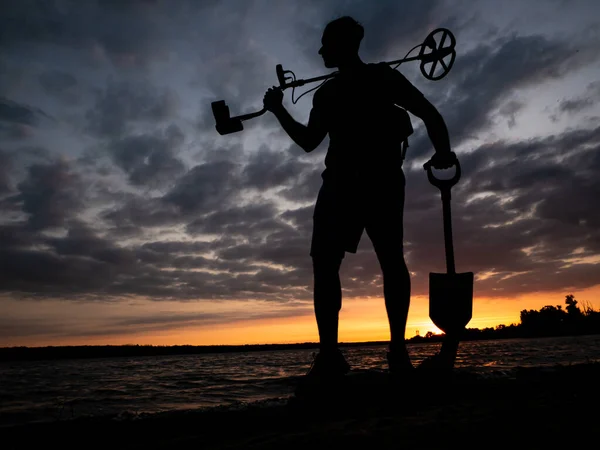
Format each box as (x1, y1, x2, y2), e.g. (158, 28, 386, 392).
(0, 97, 53, 139)
(497, 100, 525, 129)
(101, 195, 180, 229)
(163, 160, 242, 217)
(108, 124, 185, 188)
(0, 305, 313, 340)
(0, 150, 12, 194)
(557, 81, 600, 115)
(0, 98, 52, 130)
(0, 0, 194, 67)
(5, 125, 599, 297)
(86, 79, 178, 138)
(7, 159, 83, 230)
(38, 70, 78, 94)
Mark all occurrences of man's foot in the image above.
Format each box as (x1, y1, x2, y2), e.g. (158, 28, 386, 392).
(294, 349, 350, 398)
(387, 350, 415, 376)
(305, 349, 351, 380)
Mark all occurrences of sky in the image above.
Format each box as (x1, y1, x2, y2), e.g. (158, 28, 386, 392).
(1, 0, 600, 347)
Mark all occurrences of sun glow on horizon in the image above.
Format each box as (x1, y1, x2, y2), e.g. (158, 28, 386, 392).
(2, 284, 600, 348)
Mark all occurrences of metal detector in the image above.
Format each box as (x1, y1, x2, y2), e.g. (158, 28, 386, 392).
(211, 28, 456, 135)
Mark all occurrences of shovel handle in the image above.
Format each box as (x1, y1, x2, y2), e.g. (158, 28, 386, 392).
(425, 159, 461, 275)
(424, 159, 461, 191)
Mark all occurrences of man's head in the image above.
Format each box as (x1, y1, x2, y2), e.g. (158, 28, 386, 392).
(319, 16, 364, 68)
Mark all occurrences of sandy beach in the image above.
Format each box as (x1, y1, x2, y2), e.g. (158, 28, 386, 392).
(4, 362, 599, 449)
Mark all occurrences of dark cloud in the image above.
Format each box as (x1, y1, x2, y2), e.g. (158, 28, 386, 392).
(187, 203, 279, 235)
(163, 160, 241, 216)
(0, 306, 313, 339)
(101, 196, 180, 229)
(8, 160, 83, 230)
(86, 80, 178, 138)
(0, 221, 313, 301)
(0, 0, 191, 67)
(102, 155, 245, 230)
(498, 100, 525, 129)
(0, 223, 40, 250)
(38, 70, 77, 94)
(241, 145, 315, 191)
(0, 150, 11, 194)
(0, 97, 51, 127)
(0, 98, 49, 140)
(2, 124, 599, 302)
(0, 147, 55, 201)
(557, 81, 600, 115)
(109, 124, 185, 188)
(140, 240, 213, 255)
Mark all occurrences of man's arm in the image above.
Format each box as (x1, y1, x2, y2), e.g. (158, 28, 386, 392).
(263, 87, 328, 153)
(402, 93, 452, 155)
(385, 66, 455, 168)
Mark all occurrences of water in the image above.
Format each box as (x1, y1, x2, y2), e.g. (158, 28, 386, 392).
(1, 335, 599, 427)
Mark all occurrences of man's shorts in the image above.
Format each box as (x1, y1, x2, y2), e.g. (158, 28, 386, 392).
(310, 172, 406, 259)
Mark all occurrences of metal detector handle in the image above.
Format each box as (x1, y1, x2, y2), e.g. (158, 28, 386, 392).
(425, 159, 461, 275)
(276, 64, 288, 88)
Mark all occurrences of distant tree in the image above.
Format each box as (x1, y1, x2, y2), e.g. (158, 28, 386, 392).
(520, 305, 566, 335)
(565, 294, 582, 316)
(425, 331, 435, 339)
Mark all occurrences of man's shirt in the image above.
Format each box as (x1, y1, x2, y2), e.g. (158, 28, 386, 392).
(311, 63, 423, 184)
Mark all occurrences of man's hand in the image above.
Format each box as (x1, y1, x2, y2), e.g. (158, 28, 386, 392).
(424, 151, 457, 170)
(263, 86, 284, 113)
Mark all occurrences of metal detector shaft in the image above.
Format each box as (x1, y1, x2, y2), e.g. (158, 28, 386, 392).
(237, 108, 267, 121)
(277, 54, 439, 90)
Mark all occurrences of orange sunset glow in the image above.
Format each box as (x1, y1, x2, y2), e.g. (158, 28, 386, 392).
(3, 285, 600, 347)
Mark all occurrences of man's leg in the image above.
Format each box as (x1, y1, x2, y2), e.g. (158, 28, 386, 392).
(365, 177, 412, 369)
(372, 243, 412, 357)
(310, 182, 347, 354)
(305, 182, 351, 378)
(312, 254, 344, 353)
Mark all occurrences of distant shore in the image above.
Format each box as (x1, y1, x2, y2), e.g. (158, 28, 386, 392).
(2, 332, 600, 362)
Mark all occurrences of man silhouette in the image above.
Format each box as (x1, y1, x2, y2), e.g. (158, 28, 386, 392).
(263, 16, 456, 378)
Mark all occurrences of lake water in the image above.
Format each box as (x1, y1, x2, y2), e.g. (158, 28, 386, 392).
(1, 335, 599, 427)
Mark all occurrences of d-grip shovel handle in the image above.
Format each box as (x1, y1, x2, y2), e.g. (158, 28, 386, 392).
(424, 158, 461, 191)
(424, 157, 461, 275)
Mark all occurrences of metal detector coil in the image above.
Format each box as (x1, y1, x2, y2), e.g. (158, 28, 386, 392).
(211, 28, 456, 135)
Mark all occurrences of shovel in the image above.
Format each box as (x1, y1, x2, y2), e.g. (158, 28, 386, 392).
(424, 158, 473, 369)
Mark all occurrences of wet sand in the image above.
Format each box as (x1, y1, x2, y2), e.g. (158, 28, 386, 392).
(4, 363, 599, 449)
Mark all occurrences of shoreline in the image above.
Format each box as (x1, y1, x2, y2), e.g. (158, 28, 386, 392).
(2, 333, 599, 363)
(4, 362, 600, 449)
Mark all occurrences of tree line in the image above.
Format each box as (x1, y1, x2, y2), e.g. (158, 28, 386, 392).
(409, 294, 600, 343)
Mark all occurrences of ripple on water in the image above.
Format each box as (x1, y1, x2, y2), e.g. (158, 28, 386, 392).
(1, 335, 600, 427)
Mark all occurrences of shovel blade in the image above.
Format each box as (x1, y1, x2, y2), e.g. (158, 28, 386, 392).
(429, 272, 473, 334)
